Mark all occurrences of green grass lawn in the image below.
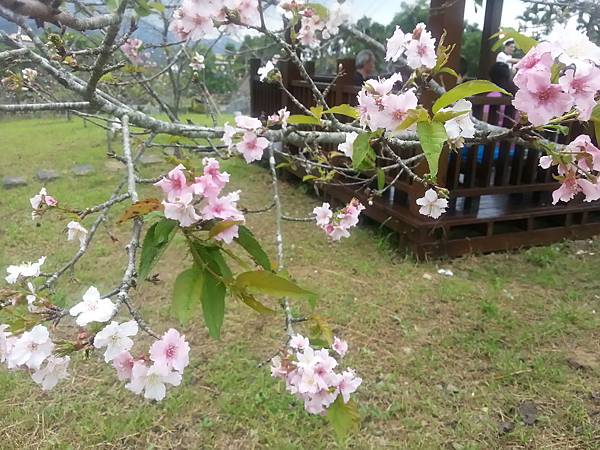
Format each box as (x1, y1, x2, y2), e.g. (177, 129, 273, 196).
(1, 116, 600, 449)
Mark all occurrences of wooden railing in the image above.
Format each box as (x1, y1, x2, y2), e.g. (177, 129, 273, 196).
(249, 57, 600, 257)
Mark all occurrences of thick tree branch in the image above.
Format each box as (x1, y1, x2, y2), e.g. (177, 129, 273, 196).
(0, 0, 119, 31)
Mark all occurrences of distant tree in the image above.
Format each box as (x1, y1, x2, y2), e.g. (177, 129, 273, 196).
(461, 23, 482, 77)
(518, 0, 600, 42)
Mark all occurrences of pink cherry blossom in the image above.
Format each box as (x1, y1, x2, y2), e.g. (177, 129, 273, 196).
(364, 72, 403, 97)
(332, 336, 348, 357)
(236, 132, 269, 163)
(337, 368, 362, 403)
(201, 157, 230, 191)
(440, 99, 476, 140)
(289, 334, 310, 350)
(30, 187, 57, 210)
(376, 90, 418, 132)
(357, 90, 379, 127)
(113, 351, 135, 381)
(31, 355, 70, 390)
(149, 328, 190, 373)
(222, 123, 239, 149)
(154, 164, 194, 203)
(312, 203, 333, 227)
(120, 38, 143, 64)
(7, 324, 54, 370)
(385, 26, 410, 62)
(512, 71, 573, 126)
(201, 191, 242, 221)
(5, 256, 46, 284)
(0, 324, 11, 363)
(126, 361, 182, 401)
(513, 42, 556, 87)
(338, 131, 358, 158)
(93, 320, 138, 362)
(416, 189, 448, 219)
(405, 23, 437, 69)
(69, 286, 116, 327)
(162, 199, 201, 227)
(558, 63, 600, 121)
(235, 115, 262, 131)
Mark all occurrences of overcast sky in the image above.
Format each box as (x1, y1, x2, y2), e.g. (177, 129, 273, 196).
(264, 0, 528, 29)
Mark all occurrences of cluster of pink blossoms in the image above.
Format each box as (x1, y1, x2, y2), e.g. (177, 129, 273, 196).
(155, 159, 245, 243)
(312, 198, 365, 241)
(271, 334, 361, 414)
(115, 328, 190, 402)
(512, 24, 600, 126)
(170, 0, 260, 41)
(2, 257, 70, 390)
(120, 38, 144, 65)
(222, 114, 281, 163)
(357, 73, 418, 134)
(70, 288, 190, 401)
(0, 323, 69, 391)
(29, 187, 57, 219)
(277, 1, 350, 47)
(540, 135, 600, 204)
(385, 22, 437, 70)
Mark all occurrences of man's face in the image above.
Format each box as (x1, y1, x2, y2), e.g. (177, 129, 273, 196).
(505, 43, 516, 55)
(364, 59, 375, 75)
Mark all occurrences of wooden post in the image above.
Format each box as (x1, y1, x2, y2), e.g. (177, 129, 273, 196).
(249, 58, 261, 117)
(478, 0, 504, 79)
(427, 0, 466, 89)
(335, 58, 355, 106)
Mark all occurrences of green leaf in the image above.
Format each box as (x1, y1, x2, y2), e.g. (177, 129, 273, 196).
(433, 109, 470, 123)
(417, 121, 447, 179)
(591, 103, 600, 143)
(326, 396, 360, 441)
(432, 80, 510, 113)
(236, 225, 273, 271)
(491, 27, 538, 53)
(322, 104, 360, 119)
(377, 168, 385, 191)
(309, 105, 324, 118)
(351, 132, 376, 171)
(201, 268, 226, 339)
(307, 2, 329, 20)
(287, 114, 322, 126)
(302, 175, 319, 182)
(139, 218, 178, 280)
(237, 291, 276, 314)
(149, 1, 165, 12)
(234, 271, 317, 307)
(193, 244, 233, 280)
(172, 267, 203, 324)
(396, 106, 430, 131)
(310, 314, 334, 346)
(437, 67, 458, 79)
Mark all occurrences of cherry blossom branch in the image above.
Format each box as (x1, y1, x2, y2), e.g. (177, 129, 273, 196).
(0, 0, 119, 31)
(109, 115, 159, 338)
(0, 47, 27, 60)
(268, 145, 294, 338)
(0, 102, 92, 112)
(84, 0, 128, 100)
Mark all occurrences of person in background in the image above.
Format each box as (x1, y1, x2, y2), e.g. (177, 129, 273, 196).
(485, 62, 519, 127)
(489, 61, 518, 96)
(354, 49, 376, 85)
(496, 38, 520, 69)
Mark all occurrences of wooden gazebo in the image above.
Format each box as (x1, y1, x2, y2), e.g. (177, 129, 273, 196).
(249, 1, 600, 258)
